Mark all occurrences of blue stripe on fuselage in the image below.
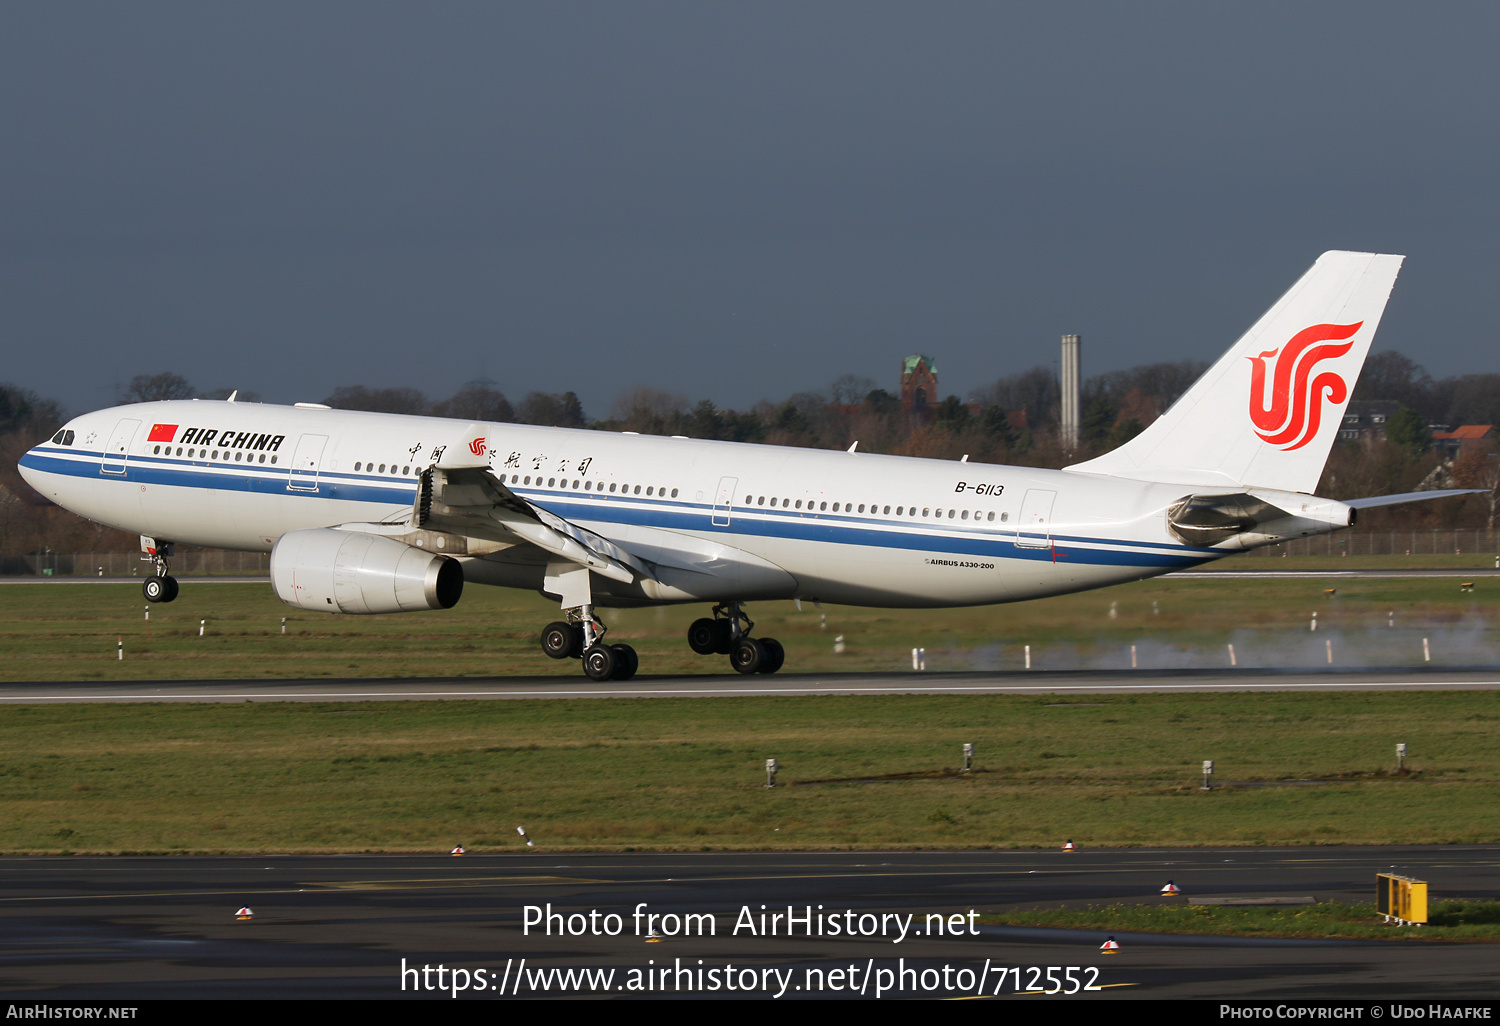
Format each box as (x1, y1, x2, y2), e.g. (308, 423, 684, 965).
(19, 447, 1216, 569)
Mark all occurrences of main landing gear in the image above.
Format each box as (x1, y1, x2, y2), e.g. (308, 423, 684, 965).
(535, 565, 779, 679)
(142, 545, 179, 603)
(688, 602, 784, 675)
(539, 613, 638, 682)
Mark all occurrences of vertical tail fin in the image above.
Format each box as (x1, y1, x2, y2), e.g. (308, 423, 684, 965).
(1067, 250, 1405, 493)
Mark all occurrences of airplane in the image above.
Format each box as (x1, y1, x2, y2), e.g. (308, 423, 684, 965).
(17, 251, 1478, 681)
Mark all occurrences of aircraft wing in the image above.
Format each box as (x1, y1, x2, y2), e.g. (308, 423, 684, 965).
(411, 465, 652, 584)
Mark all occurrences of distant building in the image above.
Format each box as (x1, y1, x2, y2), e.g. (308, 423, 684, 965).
(900, 355, 939, 414)
(1339, 400, 1403, 442)
(816, 353, 1006, 427)
(1432, 425, 1493, 457)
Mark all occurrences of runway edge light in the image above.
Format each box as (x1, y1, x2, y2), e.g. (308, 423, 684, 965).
(236, 907, 254, 920)
(1100, 936, 1120, 953)
(517, 826, 535, 847)
(1062, 839, 1076, 852)
(1161, 880, 1182, 895)
(451, 845, 466, 856)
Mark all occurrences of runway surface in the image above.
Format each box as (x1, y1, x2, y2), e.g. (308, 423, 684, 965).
(2, 667, 1499, 703)
(1, 846, 1495, 999)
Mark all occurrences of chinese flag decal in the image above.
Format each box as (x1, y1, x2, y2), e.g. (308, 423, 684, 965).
(147, 424, 179, 443)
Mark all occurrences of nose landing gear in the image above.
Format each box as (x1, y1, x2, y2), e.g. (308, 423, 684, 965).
(689, 603, 784, 674)
(141, 540, 179, 603)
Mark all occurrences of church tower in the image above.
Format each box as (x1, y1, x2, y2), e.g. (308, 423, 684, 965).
(900, 355, 938, 414)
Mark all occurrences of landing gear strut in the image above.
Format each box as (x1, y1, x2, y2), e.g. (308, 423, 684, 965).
(539, 609, 637, 681)
(141, 540, 179, 603)
(688, 602, 784, 675)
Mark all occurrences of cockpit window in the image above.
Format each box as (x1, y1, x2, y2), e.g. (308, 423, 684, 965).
(50, 430, 75, 446)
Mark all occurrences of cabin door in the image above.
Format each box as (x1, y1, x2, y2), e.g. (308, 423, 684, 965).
(1012, 488, 1056, 549)
(287, 433, 328, 492)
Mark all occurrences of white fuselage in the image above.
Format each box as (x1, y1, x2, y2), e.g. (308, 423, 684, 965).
(20, 400, 1257, 608)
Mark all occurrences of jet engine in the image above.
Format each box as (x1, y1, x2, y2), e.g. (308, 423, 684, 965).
(270, 528, 463, 614)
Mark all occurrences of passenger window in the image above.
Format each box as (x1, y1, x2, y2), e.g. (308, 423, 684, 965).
(671, 488, 679, 498)
(896, 506, 903, 515)
(987, 511, 996, 522)
(820, 501, 827, 511)
(646, 487, 654, 496)
(782, 498, 789, 508)
(259, 454, 266, 464)
(857, 504, 865, 513)
(923, 508, 930, 517)
(380, 464, 387, 473)
(757, 496, 765, 506)
(574, 480, 580, 489)
(1001, 512, 1009, 522)
(948, 510, 955, 519)
(961, 510, 969, 520)
(403, 466, 410, 475)
(235, 452, 243, 461)
(634, 485, 641, 494)
(270, 456, 277, 464)
(355, 462, 361, 471)
(884, 505, 891, 514)
(212, 450, 220, 459)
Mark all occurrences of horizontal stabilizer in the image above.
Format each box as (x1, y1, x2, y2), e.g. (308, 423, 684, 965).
(1346, 489, 1488, 509)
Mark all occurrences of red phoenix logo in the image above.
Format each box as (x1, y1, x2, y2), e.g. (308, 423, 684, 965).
(468, 437, 487, 456)
(1247, 322, 1362, 451)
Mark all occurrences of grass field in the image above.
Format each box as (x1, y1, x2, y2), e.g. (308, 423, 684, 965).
(1226, 553, 1499, 570)
(981, 900, 1500, 942)
(2, 690, 1498, 854)
(1, 573, 1496, 856)
(0, 569, 1495, 680)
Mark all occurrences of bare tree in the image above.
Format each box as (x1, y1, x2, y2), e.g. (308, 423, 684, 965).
(123, 372, 195, 403)
(609, 386, 689, 432)
(1452, 444, 1500, 531)
(432, 387, 514, 422)
(828, 374, 877, 406)
(322, 386, 430, 415)
(517, 391, 586, 428)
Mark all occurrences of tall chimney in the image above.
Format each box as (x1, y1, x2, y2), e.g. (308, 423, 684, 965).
(1060, 334, 1081, 452)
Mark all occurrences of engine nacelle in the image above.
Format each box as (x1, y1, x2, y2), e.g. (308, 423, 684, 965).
(271, 528, 463, 614)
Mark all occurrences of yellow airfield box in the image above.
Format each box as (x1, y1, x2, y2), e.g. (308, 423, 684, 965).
(1376, 873, 1428, 925)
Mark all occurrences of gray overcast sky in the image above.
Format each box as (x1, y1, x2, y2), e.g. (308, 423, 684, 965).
(3, 2, 1497, 417)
